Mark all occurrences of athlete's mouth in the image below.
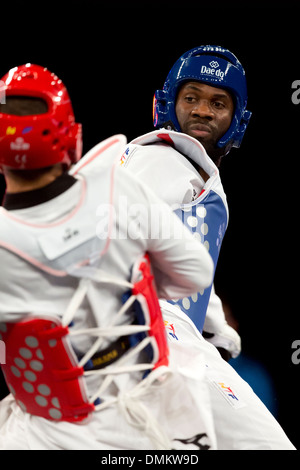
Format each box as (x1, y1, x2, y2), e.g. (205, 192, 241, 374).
(188, 123, 212, 137)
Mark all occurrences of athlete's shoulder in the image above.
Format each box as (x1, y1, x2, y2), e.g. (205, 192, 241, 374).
(118, 130, 208, 206)
(70, 134, 127, 177)
(120, 128, 217, 176)
(120, 136, 182, 170)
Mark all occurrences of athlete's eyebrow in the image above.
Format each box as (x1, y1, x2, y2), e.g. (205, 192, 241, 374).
(184, 84, 231, 100)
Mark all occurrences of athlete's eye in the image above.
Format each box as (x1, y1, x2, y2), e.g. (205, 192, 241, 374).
(184, 95, 196, 103)
(212, 100, 226, 109)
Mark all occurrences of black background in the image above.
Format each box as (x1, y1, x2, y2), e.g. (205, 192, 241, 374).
(0, 1, 300, 449)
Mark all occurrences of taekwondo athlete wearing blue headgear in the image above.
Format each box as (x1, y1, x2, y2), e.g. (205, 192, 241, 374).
(121, 45, 250, 344)
(119, 46, 296, 449)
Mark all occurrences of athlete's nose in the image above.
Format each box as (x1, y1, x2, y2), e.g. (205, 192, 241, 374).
(191, 100, 214, 120)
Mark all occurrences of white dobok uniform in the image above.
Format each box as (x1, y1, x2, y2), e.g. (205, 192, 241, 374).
(0, 135, 217, 450)
(120, 129, 296, 450)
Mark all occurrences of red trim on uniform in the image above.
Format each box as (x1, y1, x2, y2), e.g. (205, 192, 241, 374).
(156, 133, 175, 147)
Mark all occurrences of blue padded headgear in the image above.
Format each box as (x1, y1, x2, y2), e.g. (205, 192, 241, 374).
(153, 45, 251, 149)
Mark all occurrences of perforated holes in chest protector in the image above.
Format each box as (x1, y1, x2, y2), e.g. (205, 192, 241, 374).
(1, 317, 95, 422)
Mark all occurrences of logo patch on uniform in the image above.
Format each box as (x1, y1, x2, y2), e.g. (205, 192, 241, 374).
(63, 227, 79, 242)
(38, 214, 96, 261)
(120, 147, 130, 165)
(212, 381, 245, 409)
(164, 320, 179, 340)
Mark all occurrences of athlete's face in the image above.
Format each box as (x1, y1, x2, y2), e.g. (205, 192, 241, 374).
(175, 82, 234, 158)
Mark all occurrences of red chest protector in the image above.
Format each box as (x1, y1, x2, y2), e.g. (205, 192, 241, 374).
(1, 255, 169, 423)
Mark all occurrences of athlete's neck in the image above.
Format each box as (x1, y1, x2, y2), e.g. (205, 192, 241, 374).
(3, 164, 64, 194)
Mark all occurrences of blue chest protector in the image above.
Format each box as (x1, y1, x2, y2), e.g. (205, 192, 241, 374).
(168, 189, 228, 333)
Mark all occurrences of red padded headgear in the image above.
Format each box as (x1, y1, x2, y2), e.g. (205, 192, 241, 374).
(0, 64, 82, 169)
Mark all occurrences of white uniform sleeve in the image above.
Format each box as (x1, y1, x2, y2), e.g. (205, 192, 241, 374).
(203, 285, 241, 358)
